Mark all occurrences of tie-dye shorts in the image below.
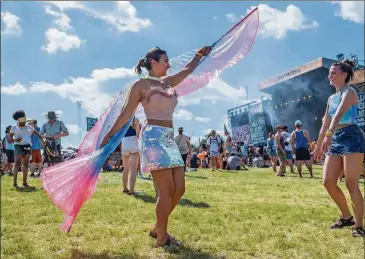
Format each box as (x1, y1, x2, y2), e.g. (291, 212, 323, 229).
(139, 125, 184, 174)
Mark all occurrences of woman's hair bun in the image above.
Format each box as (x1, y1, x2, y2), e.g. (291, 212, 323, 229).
(343, 59, 355, 68)
(138, 58, 145, 67)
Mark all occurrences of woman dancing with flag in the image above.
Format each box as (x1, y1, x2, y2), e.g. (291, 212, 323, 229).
(100, 46, 211, 247)
(41, 7, 259, 248)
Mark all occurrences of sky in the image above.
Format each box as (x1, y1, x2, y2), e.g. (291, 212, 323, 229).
(1, 1, 364, 148)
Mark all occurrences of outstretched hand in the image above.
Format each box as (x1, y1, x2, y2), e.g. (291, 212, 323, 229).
(197, 46, 212, 57)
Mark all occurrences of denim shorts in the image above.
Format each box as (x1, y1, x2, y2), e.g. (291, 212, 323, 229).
(285, 150, 293, 160)
(210, 150, 219, 157)
(327, 124, 365, 156)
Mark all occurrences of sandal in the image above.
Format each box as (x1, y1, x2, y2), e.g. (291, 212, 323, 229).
(352, 227, 365, 237)
(330, 216, 355, 229)
(23, 183, 32, 188)
(149, 231, 157, 239)
(128, 192, 136, 196)
(155, 235, 183, 248)
(122, 189, 129, 194)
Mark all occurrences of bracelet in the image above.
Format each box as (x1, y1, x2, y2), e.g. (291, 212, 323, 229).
(193, 55, 201, 62)
(195, 52, 203, 58)
(325, 129, 333, 137)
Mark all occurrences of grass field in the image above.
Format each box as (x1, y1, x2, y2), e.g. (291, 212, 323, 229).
(1, 166, 364, 259)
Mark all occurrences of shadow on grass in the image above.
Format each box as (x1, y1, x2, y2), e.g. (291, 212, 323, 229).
(164, 245, 227, 259)
(133, 194, 210, 208)
(70, 249, 147, 259)
(15, 186, 37, 192)
(287, 175, 323, 180)
(185, 174, 209, 180)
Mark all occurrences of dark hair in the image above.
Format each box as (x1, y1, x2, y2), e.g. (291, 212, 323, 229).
(269, 132, 274, 138)
(5, 125, 11, 134)
(331, 59, 355, 84)
(135, 47, 167, 75)
(12, 110, 26, 121)
(283, 126, 288, 131)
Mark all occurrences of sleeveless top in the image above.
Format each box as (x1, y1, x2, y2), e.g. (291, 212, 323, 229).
(295, 130, 307, 149)
(5, 135, 14, 150)
(124, 125, 136, 137)
(328, 87, 357, 125)
(141, 79, 178, 121)
(225, 143, 233, 153)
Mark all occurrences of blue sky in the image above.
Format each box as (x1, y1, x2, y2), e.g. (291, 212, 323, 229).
(1, 1, 364, 147)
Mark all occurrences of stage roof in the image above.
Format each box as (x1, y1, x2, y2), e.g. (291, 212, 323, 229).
(257, 57, 337, 93)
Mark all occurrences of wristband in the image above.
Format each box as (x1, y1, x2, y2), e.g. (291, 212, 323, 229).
(195, 52, 203, 58)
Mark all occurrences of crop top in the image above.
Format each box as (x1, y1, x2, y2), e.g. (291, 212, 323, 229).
(141, 80, 178, 121)
(328, 87, 357, 125)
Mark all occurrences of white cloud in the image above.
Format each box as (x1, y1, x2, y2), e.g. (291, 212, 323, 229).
(247, 4, 318, 40)
(173, 109, 193, 120)
(203, 128, 224, 136)
(195, 117, 211, 122)
(331, 1, 364, 23)
(1, 66, 136, 116)
(44, 6, 72, 30)
(179, 77, 247, 107)
(91, 67, 135, 81)
(225, 13, 239, 22)
(43, 1, 152, 33)
(1, 11, 22, 35)
(1, 82, 27, 95)
(66, 124, 82, 134)
(213, 16, 218, 20)
(41, 28, 85, 54)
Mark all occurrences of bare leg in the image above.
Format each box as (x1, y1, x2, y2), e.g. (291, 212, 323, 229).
(122, 154, 130, 191)
(22, 155, 30, 185)
(128, 152, 139, 193)
(271, 156, 277, 172)
(151, 168, 174, 246)
(323, 155, 352, 219)
(296, 161, 303, 178)
(13, 155, 22, 186)
(344, 153, 364, 228)
(305, 159, 313, 178)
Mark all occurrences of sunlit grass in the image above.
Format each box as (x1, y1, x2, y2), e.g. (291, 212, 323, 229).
(1, 166, 364, 259)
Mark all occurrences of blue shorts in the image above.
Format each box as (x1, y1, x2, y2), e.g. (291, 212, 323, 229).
(327, 125, 365, 156)
(210, 150, 219, 157)
(269, 150, 277, 157)
(285, 150, 293, 160)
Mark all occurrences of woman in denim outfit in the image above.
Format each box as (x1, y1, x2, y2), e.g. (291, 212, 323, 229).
(313, 60, 365, 237)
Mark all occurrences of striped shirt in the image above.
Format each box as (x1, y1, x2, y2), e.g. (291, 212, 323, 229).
(40, 120, 68, 145)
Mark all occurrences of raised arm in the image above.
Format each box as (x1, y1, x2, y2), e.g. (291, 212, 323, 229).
(100, 82, 142, 146)
(163, 46, 211, 87)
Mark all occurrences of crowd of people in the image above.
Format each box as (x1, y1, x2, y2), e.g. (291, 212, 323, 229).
(2, 47, 365, 245)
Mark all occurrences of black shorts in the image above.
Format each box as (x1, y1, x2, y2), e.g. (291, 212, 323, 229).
(14, 144, 32, 157)
(5, 149, 15, 163)
(295, 147, 311, 161)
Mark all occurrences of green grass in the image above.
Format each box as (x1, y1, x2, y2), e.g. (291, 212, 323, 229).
(1, 167, 364, 259)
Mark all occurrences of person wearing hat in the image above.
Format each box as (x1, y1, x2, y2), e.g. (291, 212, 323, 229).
(290, 120, 313, 178)
(174, 126, 191, 172)
(40, 111, 69, 167)
(274, 124, 286, 176)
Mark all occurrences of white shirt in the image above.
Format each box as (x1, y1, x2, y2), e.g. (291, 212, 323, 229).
(208, 136, 221, 152)
(281, 131, 292, 151)
(11, 125, 34, 145)
(174, 134, 189, 155)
